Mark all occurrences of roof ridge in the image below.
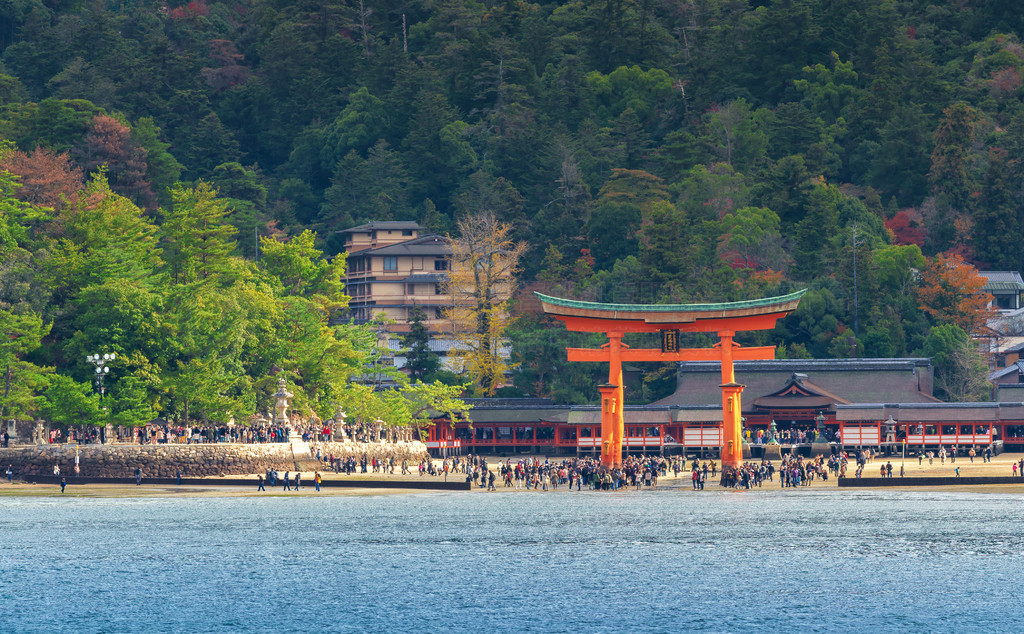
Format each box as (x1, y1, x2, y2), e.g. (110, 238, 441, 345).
(534, 289, 807, 313)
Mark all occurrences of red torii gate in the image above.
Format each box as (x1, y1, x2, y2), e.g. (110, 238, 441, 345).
(535, 290, 805, 469)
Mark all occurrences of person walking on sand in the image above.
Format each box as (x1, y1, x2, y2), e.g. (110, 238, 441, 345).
(283, 471, 291, 491)
(294, 472, 301, 491)
(257, 474, 265, 491)
(6, 464, 12, 483)
(60, 477, 66, 493)
(314, 472, 321, 492)
(955, 467, 960, 478)
(1013, 462, 1018, 477)
(134, 467, 142, 485)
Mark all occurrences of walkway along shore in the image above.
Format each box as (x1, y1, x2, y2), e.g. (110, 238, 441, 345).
(838, 476, 1024, 487)
(18, 474, 470, 491)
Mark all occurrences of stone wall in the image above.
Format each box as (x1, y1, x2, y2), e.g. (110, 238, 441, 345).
(310, 440, 428, 463)
(0, 440, 428, 479)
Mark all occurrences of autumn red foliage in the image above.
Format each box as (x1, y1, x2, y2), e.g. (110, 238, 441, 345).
(201, 40, 249, 93)
(0, 146, 84, 210)
(167, 1, 209, 20)
(885, 208, 927, 247)
(77, 114, 156, 211)
(917, 252, 994, 335)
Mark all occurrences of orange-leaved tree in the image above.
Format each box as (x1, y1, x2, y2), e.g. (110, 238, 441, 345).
(917, 252, 994, 335)
(443, 211, 528, 396)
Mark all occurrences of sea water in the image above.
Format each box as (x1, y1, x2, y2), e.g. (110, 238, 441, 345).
(1, 488, 1023, 632)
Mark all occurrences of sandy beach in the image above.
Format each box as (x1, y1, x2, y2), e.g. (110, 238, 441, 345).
(3, 451, 1024, 497)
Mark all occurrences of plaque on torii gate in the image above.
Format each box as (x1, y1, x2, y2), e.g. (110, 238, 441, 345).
(535, 290, 806, 469)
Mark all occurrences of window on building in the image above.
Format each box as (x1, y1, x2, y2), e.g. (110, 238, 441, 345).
(434, 283, 442, 295)
(434, 259, 448, 271)
(403, 229, 413, 236)
(383, 256, 398, 271)
(406, 284, 416, 295)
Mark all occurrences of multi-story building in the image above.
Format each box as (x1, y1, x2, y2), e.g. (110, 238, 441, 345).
(341, 221, 451, 334)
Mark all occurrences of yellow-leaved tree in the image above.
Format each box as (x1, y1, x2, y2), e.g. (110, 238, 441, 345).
(443, 211, 527, 396)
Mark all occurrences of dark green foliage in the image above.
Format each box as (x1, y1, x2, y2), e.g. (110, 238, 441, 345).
(0, 0, 1020, 406)
(401, 306, 439, 382)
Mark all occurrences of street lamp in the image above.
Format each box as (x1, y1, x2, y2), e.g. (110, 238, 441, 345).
(86, 352, 115, 444)
(86, 352, 116, 398)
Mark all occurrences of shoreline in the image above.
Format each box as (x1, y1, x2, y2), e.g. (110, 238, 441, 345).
(4, 477, 1024, 498)
(3, 452, 1023, 498)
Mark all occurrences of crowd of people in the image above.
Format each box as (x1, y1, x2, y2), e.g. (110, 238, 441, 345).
(747, 427, 838, 445)
(37, 420, 413, 447)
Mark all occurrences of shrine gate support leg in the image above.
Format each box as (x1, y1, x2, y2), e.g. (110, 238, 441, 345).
(598, 383, 619, 469)
(603, 332, 625, 468)
(719, 330, 745, 469)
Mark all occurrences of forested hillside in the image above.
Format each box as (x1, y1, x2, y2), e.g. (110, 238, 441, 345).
(0, 0, 1018, 413)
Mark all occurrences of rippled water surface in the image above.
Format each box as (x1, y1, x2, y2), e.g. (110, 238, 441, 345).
(2, 488, 1023, 632)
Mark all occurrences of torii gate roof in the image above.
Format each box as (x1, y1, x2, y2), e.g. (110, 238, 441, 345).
(535, 289, 806, 333)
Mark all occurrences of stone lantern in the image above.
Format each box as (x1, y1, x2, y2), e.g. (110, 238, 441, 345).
(272, 377, 292, 426)
(333, 405, 348, 441)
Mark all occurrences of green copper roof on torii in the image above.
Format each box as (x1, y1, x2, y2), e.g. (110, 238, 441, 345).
(533, 289, 807, 314)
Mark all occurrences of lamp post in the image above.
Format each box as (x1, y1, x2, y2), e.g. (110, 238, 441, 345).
(86, 352, 115, 398)
(86, 352, 115, 444)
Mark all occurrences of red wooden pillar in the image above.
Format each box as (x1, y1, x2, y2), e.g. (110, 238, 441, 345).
(598, 382, 619, 468)
(607, 332, 625, 467)
(719, 330, 745, 468)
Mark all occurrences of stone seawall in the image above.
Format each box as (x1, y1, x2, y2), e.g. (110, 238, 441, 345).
(0, 440, 428, 479)
(309, 440, 428, 463)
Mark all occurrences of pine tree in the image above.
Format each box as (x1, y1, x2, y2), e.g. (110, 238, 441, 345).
(402, 306, 439, 381)
(160, 182, 238, 285)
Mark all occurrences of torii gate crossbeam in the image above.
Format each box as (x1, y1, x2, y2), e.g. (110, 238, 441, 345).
(535, 291, 805, 469)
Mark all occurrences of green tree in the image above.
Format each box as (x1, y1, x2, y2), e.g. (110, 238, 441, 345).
(402, 306, 439, 382)
(160, 182, 239, 285)
(718, 206, 785, 271)
(258, 229, 346, 309)
(0, 309, 50, 421)
(921, 323, 990, 402)
(40, 374, 102, 428)
(929, 102, 980, 212)
(131, 117, 183, 205)
(972, 148, 1019, 270)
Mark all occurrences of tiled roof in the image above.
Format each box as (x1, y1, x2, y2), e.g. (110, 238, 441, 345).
(339, 221, 424, 233)
(980, 271, 1024, 291)
(655, 358, 939, 409)
(352, 234, 450, 257)
(989, 361, 1024, 381)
